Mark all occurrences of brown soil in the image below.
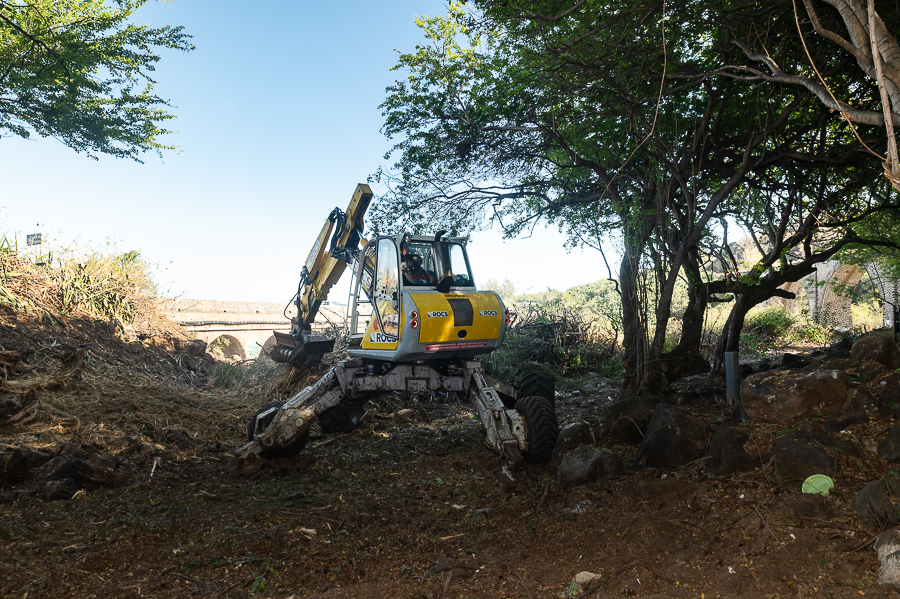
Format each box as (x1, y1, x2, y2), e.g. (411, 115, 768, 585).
(0, 303, 897, 598)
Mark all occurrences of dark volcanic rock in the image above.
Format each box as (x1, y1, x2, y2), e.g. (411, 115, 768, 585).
(853, 479, 900, 530)
(851, 333, 900, 370)
(878, 427, 900, 463)
(551, 422, 594, 470)
(706, 426, 762, 477)
(4, 449, 52, 480)
(601, 397, 658, 444)
(557, 445, 621, 489)
(872, 372, 900, 406)
(44, 478, 80, 501)
(35, 456, 83, 482)
(107, 436, 143, 455)
(773, 431, 842, 488)
(825, 410, 870, 432)
(741, 369, 849, 425)
(635, 404, 708, 469)
(781, 353, 810, 369)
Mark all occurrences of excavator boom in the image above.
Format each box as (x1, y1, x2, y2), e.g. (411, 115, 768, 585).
(270, 184, 373, 366)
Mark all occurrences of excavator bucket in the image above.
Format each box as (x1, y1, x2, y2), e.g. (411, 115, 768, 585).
(270, 331, 335, 367)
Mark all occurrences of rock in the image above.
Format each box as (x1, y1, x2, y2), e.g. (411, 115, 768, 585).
(426, 557, 476, 580)
(741, 369, 849, 425)
(635, 404, 708, 469)
(851, 333, 900, 369)
(575, 571, 601, 586)
(4, 450, 52, 480)
(107, 436, 143, 455)
(551, 422, 594, 470)
(706, 426, 761, 476)
(875, 528, 900, 589)
(44, 478, 80, 501)
(879, 428, 900, 463)
(187, 339, 208, 357)
(557, 445, 621, 489)
(844, 386, 884, 414)
(781, 353, 810, 369)
(872, 372, 900, 405)
(601, 396, 657, 443)
(34, 453, 126, 491)
(773, 431, 841, 488)
(162, 429, 191, 450)
(35, 456, 82, 482)
(0, 395, 22, 419)
(781, 494, 832, 520)
(825, 410, 870, 432)
(76, 454, 128, 490)
(830, 337, 855, 352)
(854, 479, 900, 530)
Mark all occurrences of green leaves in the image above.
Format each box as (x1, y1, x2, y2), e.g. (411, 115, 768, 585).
(0, 0, 194, 160)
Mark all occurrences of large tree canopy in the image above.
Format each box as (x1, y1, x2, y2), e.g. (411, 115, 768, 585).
(375, 0, 900, 392)
(0, 0, 193, 160)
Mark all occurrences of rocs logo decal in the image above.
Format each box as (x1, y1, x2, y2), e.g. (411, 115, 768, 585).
(426, 311, 449, 318)
(479, 310, 498, 316)
(369, 332, 397, 344)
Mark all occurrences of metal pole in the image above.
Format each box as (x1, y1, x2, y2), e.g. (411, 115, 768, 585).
(725, 351, 740, 405)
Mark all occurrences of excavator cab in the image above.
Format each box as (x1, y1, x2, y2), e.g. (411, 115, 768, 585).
(346, 232, 507, 362)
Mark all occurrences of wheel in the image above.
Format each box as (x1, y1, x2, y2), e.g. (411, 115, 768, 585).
(318, 398, 368, 434)
(520, 371, 555, 406)
(514, 395, 559, 463)
(248, 401, 310, 458)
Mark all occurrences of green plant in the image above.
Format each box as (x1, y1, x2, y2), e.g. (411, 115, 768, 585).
(209, 362, 245, 389)
(744, 305, 794, 338)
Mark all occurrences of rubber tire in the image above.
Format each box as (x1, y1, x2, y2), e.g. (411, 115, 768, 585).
(318, 398, 368, 434)
(514, 395, 559, 463)
(520, 371, 555, 406)
(248, 401, 310, 458)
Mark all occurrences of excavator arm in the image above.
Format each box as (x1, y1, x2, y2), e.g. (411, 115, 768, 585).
(270, 184, 373, 367)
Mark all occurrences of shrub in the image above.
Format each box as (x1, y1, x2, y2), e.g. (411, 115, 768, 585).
(483, 291, 622, 382)
(744, 305, 794, 338)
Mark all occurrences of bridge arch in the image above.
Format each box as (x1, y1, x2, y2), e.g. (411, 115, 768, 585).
(209, 334, 246, 361)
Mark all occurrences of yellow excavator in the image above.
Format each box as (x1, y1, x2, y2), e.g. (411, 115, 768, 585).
(235, 184, 558, 482)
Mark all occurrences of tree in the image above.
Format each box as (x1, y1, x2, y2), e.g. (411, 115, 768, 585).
(0, 0, 193, 160)
(375, 1, 900, 392)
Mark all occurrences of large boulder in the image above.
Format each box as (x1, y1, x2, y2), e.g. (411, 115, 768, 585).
(773, 429, 857, 488)
(741, 369, 849, 425)
(600, 396, 660, 444)
(706, 426, 764, 476)
(878, 427, 900, 463)
(635, 404, 708, 469)
(851, 333, 900, 370)
(872, 372, 900, 405)
(853, 479, 900, 530)
(551, 422, 595, 470)
(556, 445, 622, 489)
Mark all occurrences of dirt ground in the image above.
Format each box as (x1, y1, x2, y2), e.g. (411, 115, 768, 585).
(0, 306, 897, 598)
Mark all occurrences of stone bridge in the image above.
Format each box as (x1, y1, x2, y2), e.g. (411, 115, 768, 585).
(161, 299, 346, 360)
(772, 261, 898, 329)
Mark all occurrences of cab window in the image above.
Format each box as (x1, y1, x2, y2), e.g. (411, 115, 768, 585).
(448, 243, 474, 287)
(375, 239, 400, 337)
(401, 242, 437, 286)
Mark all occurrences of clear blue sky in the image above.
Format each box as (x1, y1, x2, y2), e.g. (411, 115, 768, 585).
(1, 0, 599, 303)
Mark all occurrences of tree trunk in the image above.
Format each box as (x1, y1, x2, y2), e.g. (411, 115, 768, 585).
(620, 229, 648, 394)
(657, 251, 711, 389)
